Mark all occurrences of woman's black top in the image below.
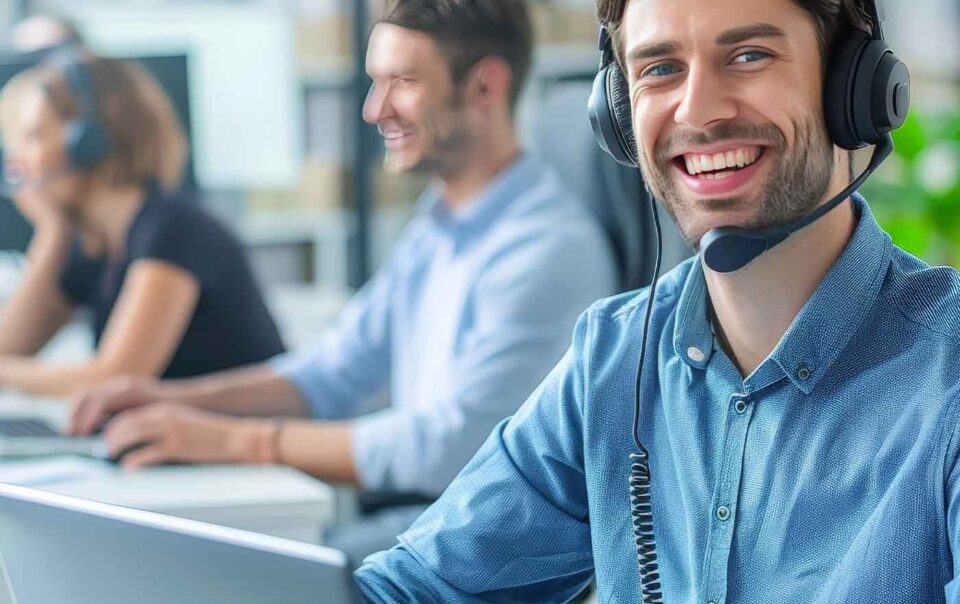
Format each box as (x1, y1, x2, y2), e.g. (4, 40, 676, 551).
(59, 188, 285, 378)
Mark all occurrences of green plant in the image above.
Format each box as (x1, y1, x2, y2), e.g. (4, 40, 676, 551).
(862, 109, 960, 267)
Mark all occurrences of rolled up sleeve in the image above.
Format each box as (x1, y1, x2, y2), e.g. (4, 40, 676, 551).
(271, 267, 394, 419)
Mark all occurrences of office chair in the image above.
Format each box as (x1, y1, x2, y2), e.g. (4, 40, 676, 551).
(531, 78, 691, 291)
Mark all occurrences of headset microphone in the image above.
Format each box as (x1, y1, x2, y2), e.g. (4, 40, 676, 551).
(699, 134, 893, 272)
(0, 165, 74, 199)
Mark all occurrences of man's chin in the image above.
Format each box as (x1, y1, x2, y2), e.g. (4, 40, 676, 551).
(383, 151, 435, 176)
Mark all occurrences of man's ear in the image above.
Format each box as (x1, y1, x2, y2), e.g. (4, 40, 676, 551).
(464, 56, 512, 112)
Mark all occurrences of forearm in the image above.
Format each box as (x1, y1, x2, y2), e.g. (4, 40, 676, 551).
(0, 357, 117, 397)
(223, 416, 358, 484)
(157, 364, 311, 418)
(274, 419, 358, 484)
(0, 226, 73, 356)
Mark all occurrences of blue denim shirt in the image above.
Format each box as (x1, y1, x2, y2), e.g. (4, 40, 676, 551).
(271, 153, 617, 495)
(355, 194, 960, 603)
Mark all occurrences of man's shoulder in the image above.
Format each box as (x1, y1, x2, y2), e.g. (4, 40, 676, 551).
(499, 163, 602, 236)
(478, 162, 614, 267)
(882, 246, 960, 342)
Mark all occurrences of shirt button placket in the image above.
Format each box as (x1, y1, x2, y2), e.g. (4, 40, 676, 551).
(703, 392, 753, 603)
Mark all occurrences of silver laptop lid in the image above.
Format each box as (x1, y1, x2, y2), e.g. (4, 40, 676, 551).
(0, 483, 361, 604)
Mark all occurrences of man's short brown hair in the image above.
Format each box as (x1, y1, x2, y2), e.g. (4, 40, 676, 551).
(0, 56, 188, 192)
(595, 0, 872, 71)
(379, 0, 533, 112)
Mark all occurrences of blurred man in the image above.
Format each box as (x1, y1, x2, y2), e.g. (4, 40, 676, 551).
(70, 0, 617, 563)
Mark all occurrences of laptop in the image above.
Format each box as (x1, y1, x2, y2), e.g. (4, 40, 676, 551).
(0, 483, 362, 604)
(0, 417, 106, 458)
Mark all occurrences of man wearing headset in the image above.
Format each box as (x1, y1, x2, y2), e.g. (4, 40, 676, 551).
(355, 0, 960, 602)
(68, 0, 617, 563)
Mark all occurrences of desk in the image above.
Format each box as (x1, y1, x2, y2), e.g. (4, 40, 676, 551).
(0, 283, 350, 544)
(0, 395, 335, 544)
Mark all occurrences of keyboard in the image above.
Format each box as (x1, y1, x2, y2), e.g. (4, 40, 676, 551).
(0, 419, 61, 439)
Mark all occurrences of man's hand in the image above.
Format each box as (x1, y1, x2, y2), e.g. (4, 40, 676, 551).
(103, 403, 275, 469)
(69, 375, 165, 436)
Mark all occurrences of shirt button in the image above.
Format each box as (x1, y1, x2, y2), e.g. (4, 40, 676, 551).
(716, 505, 730, 521)
(707, 600, 717, 604)
(734, 399, 748, 414)
(797, 365, 812, 381)
(687, 346, 705, 362)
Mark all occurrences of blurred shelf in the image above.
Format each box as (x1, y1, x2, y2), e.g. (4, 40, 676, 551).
(239, 208, 354, 246)
(299, 59, 354, 92)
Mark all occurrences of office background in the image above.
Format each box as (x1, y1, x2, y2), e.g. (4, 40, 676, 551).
(2, 0, 954, 302)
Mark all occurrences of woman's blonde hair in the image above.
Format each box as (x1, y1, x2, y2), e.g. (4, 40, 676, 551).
(0, 55, 188, 193)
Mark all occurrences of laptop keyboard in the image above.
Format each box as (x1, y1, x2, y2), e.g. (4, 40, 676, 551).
(0, 419, 61, 438)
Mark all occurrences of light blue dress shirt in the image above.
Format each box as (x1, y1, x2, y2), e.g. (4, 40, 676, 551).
(272, 153, 617, 495)
(355, 194, 960, 603)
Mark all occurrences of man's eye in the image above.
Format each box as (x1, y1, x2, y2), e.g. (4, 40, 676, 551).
(732, 50, 770, 64)
(641, 63, 679, 78)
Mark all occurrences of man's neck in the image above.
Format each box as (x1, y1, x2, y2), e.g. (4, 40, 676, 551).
(439, 126, 521, 210)
(705, 197, 857, 377)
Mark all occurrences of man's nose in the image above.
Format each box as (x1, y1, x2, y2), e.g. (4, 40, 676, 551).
(362, 83, 393, 124)
(674, 63, 738, 130)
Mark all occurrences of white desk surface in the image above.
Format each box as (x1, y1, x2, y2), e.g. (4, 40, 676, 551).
(0, 394, 336, 543)
(0, 283, 351, 543)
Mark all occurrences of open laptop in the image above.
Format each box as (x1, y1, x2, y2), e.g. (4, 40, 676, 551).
(0, 483, 362, 604)
(0, 417, 106, 458)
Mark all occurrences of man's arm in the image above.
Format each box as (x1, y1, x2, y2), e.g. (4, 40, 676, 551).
(69, 364, 310, 435)
(355, 311, 597, 603)
(71, 252, 399, 434)
(101, 404, 359, 484)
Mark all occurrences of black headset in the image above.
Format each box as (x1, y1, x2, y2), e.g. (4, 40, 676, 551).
(587, 0, 910, 273)
(58, 55, 111, 170)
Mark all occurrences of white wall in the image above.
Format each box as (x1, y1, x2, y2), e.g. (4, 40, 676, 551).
(35, 0, 304, 190)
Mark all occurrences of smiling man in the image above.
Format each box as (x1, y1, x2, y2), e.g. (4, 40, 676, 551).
(67, 0, 616, 563)
(354, 0, 960, 602)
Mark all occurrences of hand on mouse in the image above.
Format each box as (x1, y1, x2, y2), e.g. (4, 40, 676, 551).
(69, 375, 165, 436)
(103, 403, 278, 469)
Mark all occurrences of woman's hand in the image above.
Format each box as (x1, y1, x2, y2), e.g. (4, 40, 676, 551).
(13, 188, 72, 235)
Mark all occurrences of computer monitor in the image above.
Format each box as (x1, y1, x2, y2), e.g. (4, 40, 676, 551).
(0, 483, 362, 604)
(0, 53, 195, 252)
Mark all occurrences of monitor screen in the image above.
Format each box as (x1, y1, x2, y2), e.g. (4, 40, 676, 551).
(0, 53, 195, 251)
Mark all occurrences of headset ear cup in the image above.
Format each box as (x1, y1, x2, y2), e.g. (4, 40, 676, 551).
(65, 119, 109, 170)
(606, 63, 638, 166)
(823, 29, 870, 150)
(589, 62, 636, 167)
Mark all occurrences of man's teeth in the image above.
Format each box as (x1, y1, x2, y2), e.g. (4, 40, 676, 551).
(683, 147, 761, 176)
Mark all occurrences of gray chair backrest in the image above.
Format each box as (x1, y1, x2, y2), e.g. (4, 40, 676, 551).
(530, 78, 691, 291)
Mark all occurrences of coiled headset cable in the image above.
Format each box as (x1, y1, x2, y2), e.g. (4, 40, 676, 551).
(629, 193, 664, 603)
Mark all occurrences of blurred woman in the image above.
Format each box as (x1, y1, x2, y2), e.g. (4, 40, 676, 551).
(0, 54, 284, 396)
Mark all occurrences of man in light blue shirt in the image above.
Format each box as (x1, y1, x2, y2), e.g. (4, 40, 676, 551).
(68, 0, 616, 561)
(355, 0, 960, 601)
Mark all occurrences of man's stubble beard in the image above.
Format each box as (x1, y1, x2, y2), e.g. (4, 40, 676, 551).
(637, 115, 835, 249)
(383, 96, 472, 178)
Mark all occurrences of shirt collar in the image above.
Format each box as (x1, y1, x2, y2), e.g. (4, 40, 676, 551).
(674, 193, 892, 394)
(417, 152, 539, 247)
